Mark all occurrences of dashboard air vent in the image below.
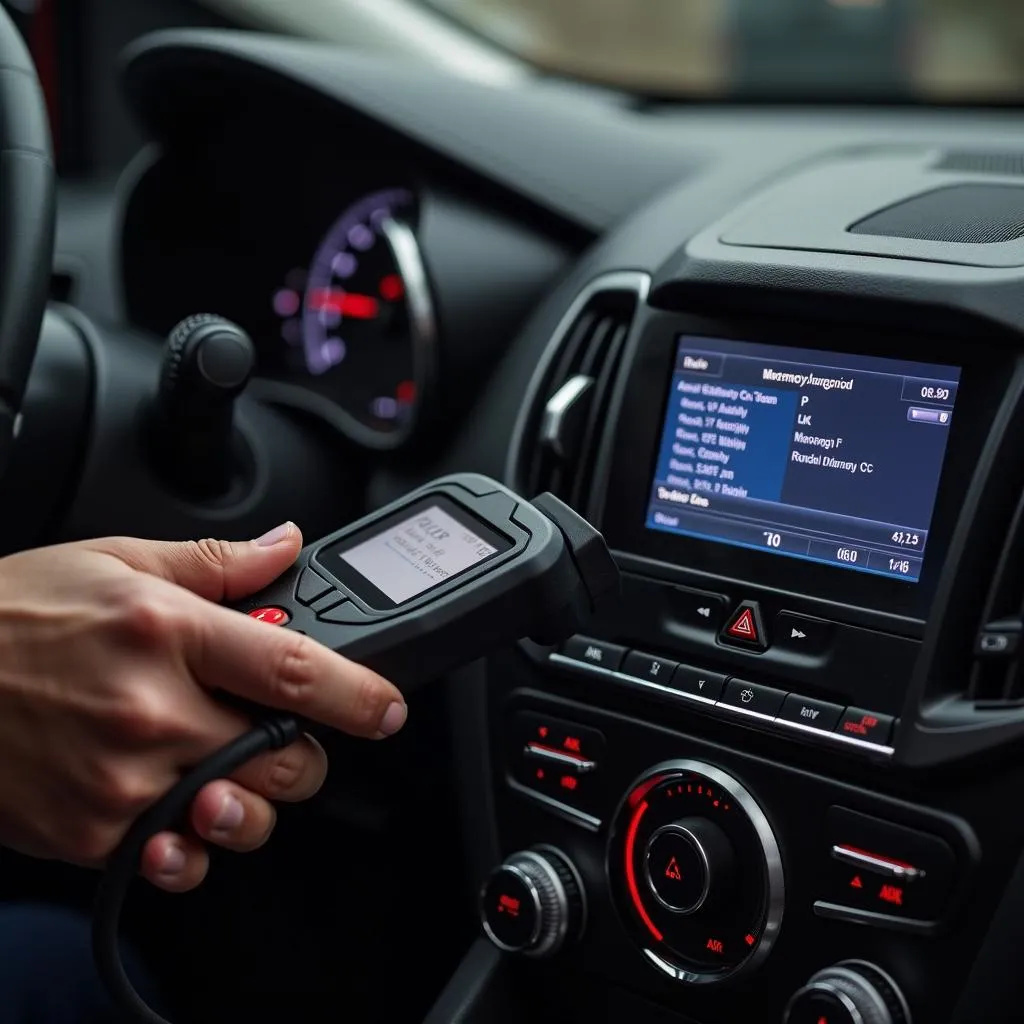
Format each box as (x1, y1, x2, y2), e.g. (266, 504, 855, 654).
(934, 150, 1024, 177)
(967, 489, 1024, 706)
(514, 272, 649, 512)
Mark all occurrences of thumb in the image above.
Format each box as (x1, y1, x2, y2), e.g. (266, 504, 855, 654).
(87, 522, 304, 602)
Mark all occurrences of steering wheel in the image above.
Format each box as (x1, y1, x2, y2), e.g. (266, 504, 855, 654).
(0, 4, 55, 477)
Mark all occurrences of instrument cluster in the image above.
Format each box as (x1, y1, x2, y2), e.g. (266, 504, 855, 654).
(264, 187, 436, 450)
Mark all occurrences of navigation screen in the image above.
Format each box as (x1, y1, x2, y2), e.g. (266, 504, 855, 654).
(339, 504, 501, 604)
(645, 335, 961, 582)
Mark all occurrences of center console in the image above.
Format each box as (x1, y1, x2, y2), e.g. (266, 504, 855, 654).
(459, 258, 1024, 1023)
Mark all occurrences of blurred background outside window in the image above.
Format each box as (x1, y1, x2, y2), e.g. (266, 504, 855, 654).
(427, 0, 1024, 99)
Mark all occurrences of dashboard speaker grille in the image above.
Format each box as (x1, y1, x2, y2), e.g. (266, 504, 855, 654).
(514, 274, 647, 511)
(849, 184, 1024, 245)
(934, 150, 1024, 177)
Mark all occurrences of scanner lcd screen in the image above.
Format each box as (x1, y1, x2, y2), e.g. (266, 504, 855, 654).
(338, 504, 501, 605)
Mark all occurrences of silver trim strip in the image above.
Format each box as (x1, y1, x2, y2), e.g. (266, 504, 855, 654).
(504, 271, 651, 491)
(813, 900, 936, 934)
(506, 778, 602, 832)
(548, 653, 896, 759)
(539, 374, 594, 459)
(831, 844, 922, 881)
(524, 743, 597, 773)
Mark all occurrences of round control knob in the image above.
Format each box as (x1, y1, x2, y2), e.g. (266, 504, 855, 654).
(159, 313, 255, 402)
(785, 960, 911, 1024)
(149, 313, 256, 498)
(608, 760, 784, 984)
(645, 818, 735, 915)
(479, 846, 585, 958)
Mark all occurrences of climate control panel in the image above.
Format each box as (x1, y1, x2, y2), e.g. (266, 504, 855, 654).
(607, 760, 784, 983)
(481, 679, 983, 1023)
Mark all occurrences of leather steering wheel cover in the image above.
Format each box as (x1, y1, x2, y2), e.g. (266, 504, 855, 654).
(0, 5, 55, 475)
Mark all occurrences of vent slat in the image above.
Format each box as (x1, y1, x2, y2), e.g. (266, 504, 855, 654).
(570, 320, 630, 512)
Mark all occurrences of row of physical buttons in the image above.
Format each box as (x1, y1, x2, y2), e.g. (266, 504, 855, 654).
(246, 568, 371, 630)
(297, 567, 371, 624)
(557, 636, 895, 754)
(670, 585, 833, 656)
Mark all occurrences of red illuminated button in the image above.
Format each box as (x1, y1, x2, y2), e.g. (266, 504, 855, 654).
(878, 883, 904, 907)
(836, 707, 894, 746)
(248, 607, 290, 626)
(480, 867, 538, 952)
(645, 826, 710, 913)
(720, 601, 767, 651)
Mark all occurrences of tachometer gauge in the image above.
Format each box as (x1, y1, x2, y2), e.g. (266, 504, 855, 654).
(271, 188, 436, 450)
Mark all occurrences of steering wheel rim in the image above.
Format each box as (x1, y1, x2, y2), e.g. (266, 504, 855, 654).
(0, 4, 55, 477)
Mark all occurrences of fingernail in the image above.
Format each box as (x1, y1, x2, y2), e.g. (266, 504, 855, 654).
(212, 793, 245, 834)
(159, 842, 187, 877)
(377, 701, 407, 737)
(254, 522, 293, 547)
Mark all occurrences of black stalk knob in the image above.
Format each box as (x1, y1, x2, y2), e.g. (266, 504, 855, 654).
(150, 314, 255, 499)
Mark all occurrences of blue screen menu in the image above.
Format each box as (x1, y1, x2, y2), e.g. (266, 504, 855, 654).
(645, 335, 961, 582)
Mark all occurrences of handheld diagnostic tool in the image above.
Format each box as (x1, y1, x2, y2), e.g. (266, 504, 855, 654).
(93, 473, 618, 1024)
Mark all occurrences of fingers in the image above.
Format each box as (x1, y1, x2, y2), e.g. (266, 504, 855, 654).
(140, 832, 209, 893)
(189, 780, 276, 853)
(84, 523, 304, 603)
(186, 605, 408, 739)
(137, 735, 325, 892)
(229, 733, 327, 803)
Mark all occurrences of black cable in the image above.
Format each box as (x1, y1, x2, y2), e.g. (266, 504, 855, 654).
(93, 714, 301, 1024)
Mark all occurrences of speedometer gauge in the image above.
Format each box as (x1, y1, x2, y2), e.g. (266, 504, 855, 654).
(272, 188, 436, 450)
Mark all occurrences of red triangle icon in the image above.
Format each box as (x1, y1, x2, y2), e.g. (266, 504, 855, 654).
(850, 875, 863, 889)
(727, 607, 758, 641)
(664, 857, 682, 881)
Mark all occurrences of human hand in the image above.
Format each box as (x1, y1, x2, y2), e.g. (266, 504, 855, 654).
(0, 523, 406, 891)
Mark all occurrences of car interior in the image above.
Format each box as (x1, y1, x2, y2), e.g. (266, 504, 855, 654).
(4, 0, 1024, 1022)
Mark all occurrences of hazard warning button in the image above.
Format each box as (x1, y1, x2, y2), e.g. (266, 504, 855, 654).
(720, 600, 767, 652)
(644, 822, 716, 915)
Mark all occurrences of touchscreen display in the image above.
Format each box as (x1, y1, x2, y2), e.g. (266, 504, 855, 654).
(645, 336, 961, 582)
(338, 504, 500, 604)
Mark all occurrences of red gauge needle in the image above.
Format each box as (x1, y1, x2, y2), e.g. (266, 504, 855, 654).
(307, 288, 380, 319)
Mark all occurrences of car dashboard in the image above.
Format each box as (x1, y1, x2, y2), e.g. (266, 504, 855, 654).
(38, 25, 1024, 1024)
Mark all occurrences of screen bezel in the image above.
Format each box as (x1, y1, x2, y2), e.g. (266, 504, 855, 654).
(315, 494, 514, 611)
(599, 310, 1008, 623)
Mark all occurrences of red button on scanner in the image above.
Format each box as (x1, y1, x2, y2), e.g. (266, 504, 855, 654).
(248, 606, 290, 626)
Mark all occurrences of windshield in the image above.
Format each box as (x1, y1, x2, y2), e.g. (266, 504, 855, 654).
(426, 0, 1024, 100)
